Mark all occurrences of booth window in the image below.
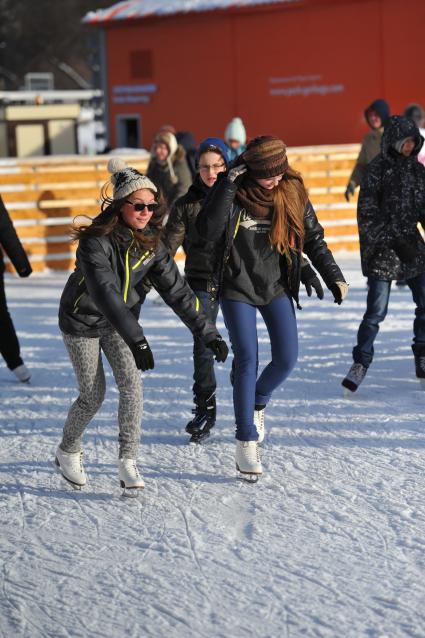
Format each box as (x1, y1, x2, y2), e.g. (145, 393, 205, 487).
(130, 50, 153, 80)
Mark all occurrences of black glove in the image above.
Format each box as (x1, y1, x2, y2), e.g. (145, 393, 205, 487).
(301, 263, 324, 299)
(344, 181, 356, 202)
(207, 336, 229, 362)
(330, 282, 349, 305)
(393, 237, 419, 264)
(131, 338, 154, 371)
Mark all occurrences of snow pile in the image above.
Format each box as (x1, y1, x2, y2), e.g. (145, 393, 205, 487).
(1, 254, 424, 637)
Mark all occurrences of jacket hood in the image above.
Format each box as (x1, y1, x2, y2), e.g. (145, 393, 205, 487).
(224, 117, 246, 145)
(176, 131, 196, 151)
(381, 115, 424, 159)
(364, 99, 391, 128)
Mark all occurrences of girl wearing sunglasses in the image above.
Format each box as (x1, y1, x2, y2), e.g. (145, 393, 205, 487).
(55, 158, 228, 494)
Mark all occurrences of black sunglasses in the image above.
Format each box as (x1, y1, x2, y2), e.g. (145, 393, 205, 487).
(125, 201, 159, 212)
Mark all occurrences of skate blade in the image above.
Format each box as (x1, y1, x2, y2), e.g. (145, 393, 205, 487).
(189, 431, 211, 444)
(120, 480, 144, 497)
(121, 487, 144, 498)
(53, 458, 85, 490)
(236, 464, 261, 483)
(343, 386, 355, 398)
(236, 472, 260, 484)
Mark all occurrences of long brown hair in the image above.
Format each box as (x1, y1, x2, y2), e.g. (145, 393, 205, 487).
(71, 185, 167, 252)
(270, 165, 308, 257)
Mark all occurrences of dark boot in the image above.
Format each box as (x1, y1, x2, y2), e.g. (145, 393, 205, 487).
(413, 347, 425, 379)
(185, 393, 216, 442)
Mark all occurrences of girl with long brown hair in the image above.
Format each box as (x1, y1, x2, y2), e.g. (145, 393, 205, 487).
(196, 136, 347, 480)
(55, 158, 228, 495)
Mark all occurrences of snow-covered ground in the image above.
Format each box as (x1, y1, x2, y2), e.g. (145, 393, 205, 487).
(1, 254, 424, 638)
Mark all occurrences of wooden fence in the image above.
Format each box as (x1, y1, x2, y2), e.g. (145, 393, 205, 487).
(0, 145, 360, 272)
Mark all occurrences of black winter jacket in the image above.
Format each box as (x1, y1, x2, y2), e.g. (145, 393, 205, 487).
(59, 223, 220, 350)
(357, 115, 425, 280)
(0, 195, 32, 277)
(196, 175, 345, 307)
(162, 175, 220, 292)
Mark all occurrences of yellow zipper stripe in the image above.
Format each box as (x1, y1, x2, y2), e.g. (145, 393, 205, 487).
(78, 276, 85, 285)
(123, 237, 134, 303)
(233, 212, 241, 239)
(73, 293, 84, 310)
(195, 296, 200, 313)
(132, 250, 150, 270)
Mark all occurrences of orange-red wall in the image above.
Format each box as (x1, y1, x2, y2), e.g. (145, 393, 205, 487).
(103, 0, 425, 148)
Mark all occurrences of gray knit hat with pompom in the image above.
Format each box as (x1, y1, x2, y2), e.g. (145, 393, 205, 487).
(107, 157, 157, 200)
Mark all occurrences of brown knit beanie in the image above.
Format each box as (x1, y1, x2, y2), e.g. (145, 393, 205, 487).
(243, 135, 288, 178)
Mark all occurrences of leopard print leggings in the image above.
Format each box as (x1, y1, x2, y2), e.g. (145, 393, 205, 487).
(60, 329, 142, 459)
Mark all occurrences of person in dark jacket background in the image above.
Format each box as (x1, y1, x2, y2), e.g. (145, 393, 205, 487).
(147, 130, 192, 209)
(176, 131, 198, 180)
(56, 158, 228, 493)
(196, 136, 347, 479)
(163, 137, 230, 442)
(345, 98, 391, 201)
(0, 195, 32, 382)
(342, 116, 425, 393)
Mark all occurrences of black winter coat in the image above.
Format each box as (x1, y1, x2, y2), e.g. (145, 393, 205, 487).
(0, 195, 32, 277)
(162, 175, 220, 292)
(196, 175, 345, 307)
(59, 223, 220, 350)
(357, 116, 425, 280)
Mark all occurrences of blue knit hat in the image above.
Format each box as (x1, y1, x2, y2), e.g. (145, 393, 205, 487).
(198, 137, 231, 166)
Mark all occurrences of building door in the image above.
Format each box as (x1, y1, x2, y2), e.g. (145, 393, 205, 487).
(116, 115, 141, 149)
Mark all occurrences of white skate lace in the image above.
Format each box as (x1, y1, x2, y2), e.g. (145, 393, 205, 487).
(68, 451, 84, 472)
(243, 442, 260, 464)
(256, 410, 264, 432)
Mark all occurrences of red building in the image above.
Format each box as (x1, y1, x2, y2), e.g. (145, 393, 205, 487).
(85, 0, 425, 149)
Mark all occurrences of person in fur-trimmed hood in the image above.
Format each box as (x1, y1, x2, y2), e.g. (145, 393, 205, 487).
(147, 130, 192, 208)
(342, 115, 425, 393)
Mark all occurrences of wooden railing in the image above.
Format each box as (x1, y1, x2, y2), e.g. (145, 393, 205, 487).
(0, 144, 360, 272)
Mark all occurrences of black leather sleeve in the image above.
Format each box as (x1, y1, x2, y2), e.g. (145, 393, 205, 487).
(0, 196, 32, 276)
(148, 242, 219, 344)
(196, 174, 238, 241)
(303, 200, 346, 287)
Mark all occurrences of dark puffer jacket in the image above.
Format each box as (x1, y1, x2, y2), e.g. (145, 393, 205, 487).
(0, 196, 32, 277)
(196, 175, 345, 308)
(357, 115, 425, 280)
(59, 222, 220, 350)
(162, 174, 220, 292)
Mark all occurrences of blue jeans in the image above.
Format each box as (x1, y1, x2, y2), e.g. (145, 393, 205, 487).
(220, 295, 298, 441)
(192, 290, 219, 398)
(353, 273, 425, 367)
